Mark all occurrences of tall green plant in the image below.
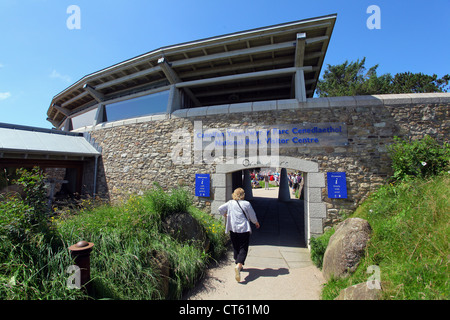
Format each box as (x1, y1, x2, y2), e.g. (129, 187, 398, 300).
(388, 135, 450, 181)
(0, 167, 51, 242)
(14, 167, 48, 215)
(144, 185, 192, 218)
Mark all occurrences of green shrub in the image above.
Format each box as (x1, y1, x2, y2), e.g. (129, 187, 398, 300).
(0, 195, 33, 241)
(0, 167, 76, 299)
(309, 228, 334, 269)
(388, 135, 450, 181)
(0, 167, 52, 242)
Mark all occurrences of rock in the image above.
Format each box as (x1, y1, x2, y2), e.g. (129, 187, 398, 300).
(322, 218, 371, 280)
(162, 212, 210, 251)
(335, 282, 383, 300)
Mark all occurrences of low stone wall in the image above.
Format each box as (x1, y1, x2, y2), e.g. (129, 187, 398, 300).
(80, 93, 450, 232)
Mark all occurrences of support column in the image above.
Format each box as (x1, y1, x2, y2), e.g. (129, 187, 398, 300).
(304, 172, 326, 243)
(243, 169, 253, 200)
(167, 84, 182, 114)
(94, 104, 106, 125)
(64, 117, 73, 132)
(278, 167, 290, 201)
(295, 69, 307, 102)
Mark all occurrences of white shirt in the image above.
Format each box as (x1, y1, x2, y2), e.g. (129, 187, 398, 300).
(218, 200, 259, 234)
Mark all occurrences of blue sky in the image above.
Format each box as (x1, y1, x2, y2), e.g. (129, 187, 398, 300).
(1, 0, 449, 128)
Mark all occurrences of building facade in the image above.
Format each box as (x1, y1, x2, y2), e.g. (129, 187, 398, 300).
(41, 14, 450, 242)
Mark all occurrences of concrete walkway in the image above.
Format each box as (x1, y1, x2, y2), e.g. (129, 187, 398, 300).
(184, 187, 325, 300)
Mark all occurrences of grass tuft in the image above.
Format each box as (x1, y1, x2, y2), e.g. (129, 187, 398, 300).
(314, 173, 449, 300)
(1, 187, 228, 300)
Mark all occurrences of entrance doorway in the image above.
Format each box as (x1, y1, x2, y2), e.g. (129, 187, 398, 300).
(212, 156, 326, 248)
(230, 167, 306, 248)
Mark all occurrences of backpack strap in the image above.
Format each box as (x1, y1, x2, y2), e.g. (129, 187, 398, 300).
(235, 200, 249, 221)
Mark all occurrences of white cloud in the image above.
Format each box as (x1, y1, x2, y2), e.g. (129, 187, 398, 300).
(50, 70, 71, 83)
(0, 92, 11, 100)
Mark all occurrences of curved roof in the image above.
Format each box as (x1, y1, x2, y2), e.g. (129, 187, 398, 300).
(47, 14, 337, 128)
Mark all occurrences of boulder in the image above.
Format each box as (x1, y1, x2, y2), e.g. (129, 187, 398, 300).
(162, 212, 210, 251)
(335, 282, 383, 300)
(322, 218, 371, 280)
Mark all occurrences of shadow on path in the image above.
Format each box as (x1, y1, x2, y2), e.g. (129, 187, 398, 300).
(239, 267, 290, 285)
(249, 197, 306, 248)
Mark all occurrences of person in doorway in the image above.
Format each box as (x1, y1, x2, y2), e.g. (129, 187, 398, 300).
(218, 188, 260, 282)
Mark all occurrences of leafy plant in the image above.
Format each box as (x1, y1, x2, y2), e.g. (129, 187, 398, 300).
(0, 167, 52, 242)
(388, 135, 450, 181)
(0, 195, 34, 242)
(14, 167, 48, 214)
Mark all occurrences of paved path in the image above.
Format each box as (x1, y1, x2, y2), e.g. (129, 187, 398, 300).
(184, 187, 325, 300)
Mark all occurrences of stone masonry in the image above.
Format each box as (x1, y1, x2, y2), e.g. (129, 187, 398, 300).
(78, 93, 450, 235)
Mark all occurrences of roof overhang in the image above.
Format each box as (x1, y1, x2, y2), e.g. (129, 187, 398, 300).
(0, 123, 101, 161)
(47, 14, 337, 128)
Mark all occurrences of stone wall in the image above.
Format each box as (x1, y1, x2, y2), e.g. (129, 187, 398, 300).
(80, 93, 450, 232)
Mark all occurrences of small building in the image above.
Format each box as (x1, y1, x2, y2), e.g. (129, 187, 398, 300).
(0, 122, 101, 199)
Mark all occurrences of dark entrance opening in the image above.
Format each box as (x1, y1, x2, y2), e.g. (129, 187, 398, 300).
(250, 197, 306, 248)
(230, 168, 307, 249)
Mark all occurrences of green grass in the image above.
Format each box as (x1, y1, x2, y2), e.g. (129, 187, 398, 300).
(257, 181, 278, 189)
(313, 173, 449, 300)
(0, 235, 87, 300)
(1, 187, 228, 300)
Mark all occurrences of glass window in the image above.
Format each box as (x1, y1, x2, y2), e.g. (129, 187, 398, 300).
(71, 107, 97, 129)
(105, 90, 169, 122)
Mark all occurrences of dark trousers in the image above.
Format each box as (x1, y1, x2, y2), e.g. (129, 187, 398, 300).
(230, 231, 250, 265)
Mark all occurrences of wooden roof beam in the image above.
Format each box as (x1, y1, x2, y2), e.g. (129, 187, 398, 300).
(61, 91, 90, 108)
(83, 84, 105, 103)
(295, 33, 306, 67)
(46, 117, 60, 128)
(158, 57, 202, 107)
(176, 66, 312, 89)
(52, 104, 71, 116)
(158, 57, 181, 84)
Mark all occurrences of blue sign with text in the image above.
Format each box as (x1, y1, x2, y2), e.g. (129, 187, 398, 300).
(195, 174, 210, 197)
(327, 172, 347, 199)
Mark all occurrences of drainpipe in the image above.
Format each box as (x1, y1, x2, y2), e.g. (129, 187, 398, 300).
(93, 155, 99, 198)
